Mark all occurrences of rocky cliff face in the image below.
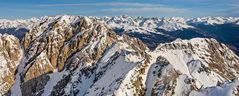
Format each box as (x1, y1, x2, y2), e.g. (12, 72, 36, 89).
(0, 34, 22, 95)
(21, 16, 116, 81)
(0, 15, 239, 96)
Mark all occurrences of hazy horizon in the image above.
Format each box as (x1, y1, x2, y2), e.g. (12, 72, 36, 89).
(0, 0, 238, 19)
(1, 14, 239, 21)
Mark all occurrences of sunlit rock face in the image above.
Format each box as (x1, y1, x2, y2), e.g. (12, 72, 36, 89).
(0, 34, 22, 95)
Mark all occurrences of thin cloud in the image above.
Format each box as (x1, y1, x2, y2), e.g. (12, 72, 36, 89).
(229, 4, 239, 8)
(35, 2, 190, 17)
(37, 2, 164, 7)
(216, 3, 239, 17)
(99, 7, 188, 14)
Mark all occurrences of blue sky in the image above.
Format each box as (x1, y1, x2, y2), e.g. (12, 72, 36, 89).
(0, 0, 238, 19)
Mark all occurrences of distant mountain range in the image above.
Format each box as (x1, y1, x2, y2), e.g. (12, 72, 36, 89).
(0, 15, 239, 96)
(1, 15, 239, 54)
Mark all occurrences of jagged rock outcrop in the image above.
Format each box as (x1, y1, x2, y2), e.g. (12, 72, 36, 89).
(21, 16, 116, 81)
(0, 34, 22, 95)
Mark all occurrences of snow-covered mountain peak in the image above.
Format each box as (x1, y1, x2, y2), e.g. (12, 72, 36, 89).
(158, 17, 193, 31)
(0, 18, 39, 29)
(188, 17, 239, 25)
(99, 16, 193, 34)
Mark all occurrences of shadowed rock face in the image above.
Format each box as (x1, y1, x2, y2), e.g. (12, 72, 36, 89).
(0, 28, 29, 39)
(20, 74, 50, 96)
(1, 15, 239, 96)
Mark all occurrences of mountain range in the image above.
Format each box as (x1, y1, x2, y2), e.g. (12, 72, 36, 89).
(0, 15, 239, 96)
